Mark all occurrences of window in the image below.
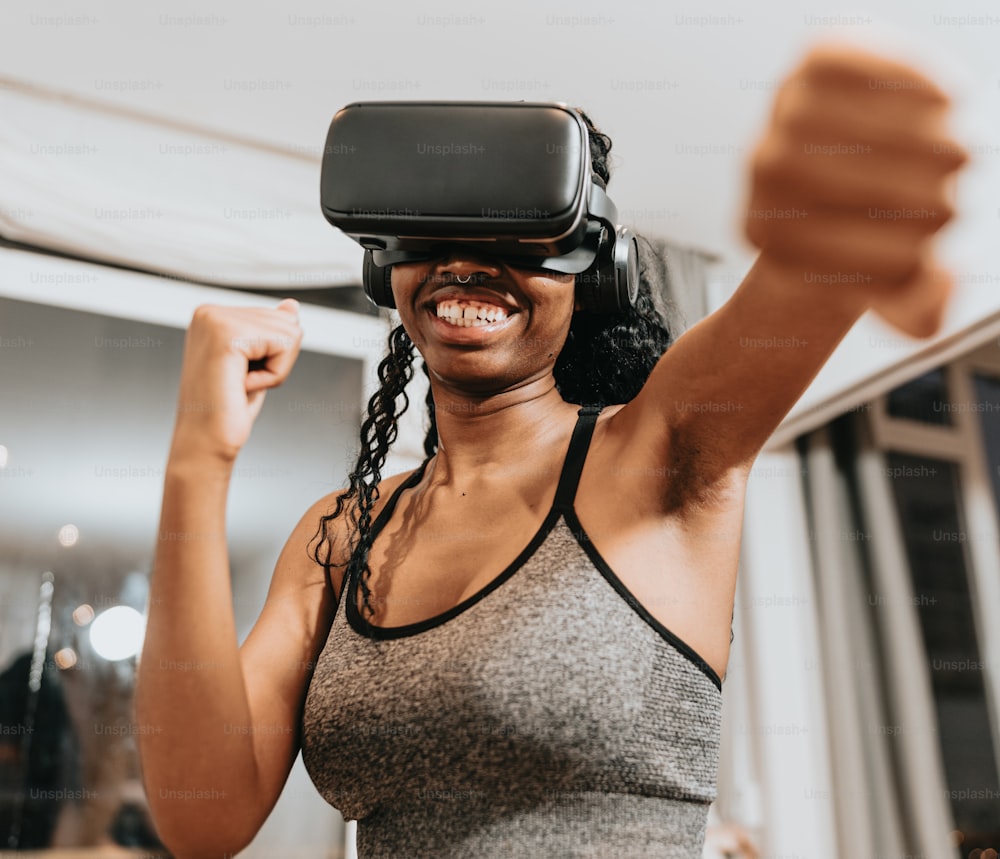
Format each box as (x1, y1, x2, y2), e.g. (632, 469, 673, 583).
(873, 349, 1000, 856)
(886, 368, 952, 426)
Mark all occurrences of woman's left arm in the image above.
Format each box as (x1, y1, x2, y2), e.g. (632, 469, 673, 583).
(612, 43, 968, 506)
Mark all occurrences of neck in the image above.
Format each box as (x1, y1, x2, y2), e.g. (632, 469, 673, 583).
(427, 379, 575, 482)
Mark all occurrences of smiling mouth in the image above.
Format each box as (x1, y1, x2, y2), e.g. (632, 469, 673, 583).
(434, 299, 511, 328)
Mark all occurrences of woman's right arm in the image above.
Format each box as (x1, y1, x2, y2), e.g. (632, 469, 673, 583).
(134, 301, 342, 858)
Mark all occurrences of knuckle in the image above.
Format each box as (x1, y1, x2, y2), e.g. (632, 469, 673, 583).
(945, 144, 969, 171)
(191, 304, 217, 323)
(743, 216, 768, 251)
(773, 86, 814, 131)
(750, 141, 790, 186)
(929, 137, 968, 169)
(932, 199, 956, 228)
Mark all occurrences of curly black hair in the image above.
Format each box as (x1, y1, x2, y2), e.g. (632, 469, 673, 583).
(310, 110, 674, 619)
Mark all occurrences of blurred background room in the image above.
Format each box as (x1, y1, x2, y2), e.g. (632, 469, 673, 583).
(1, 1, 999, 857)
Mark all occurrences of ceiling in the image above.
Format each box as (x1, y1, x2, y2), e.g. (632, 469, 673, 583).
(3, 0, 997, 287)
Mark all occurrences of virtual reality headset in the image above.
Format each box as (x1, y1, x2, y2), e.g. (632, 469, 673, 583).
(320, 101, 638, 313)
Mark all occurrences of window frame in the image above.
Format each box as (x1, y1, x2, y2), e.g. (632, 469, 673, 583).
(869, 342, 1000, 832)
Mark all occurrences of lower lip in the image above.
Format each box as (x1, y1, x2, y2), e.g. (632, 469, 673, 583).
(426, 308, 516, 343)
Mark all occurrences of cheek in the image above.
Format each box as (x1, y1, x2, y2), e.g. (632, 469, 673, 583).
(388, 264, 420, 303)
(388, 266, 427, 335)
(532, 274, 577, 329)
(527, 282, 576, 361)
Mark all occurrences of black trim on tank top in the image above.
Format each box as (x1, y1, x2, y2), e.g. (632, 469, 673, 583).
(552, 405, 602, 512)
(563, 509, 724, 693)
(370, 459, 432, 536)
(347, 506, 565, 639)
(346, 403, 725, 694)
(559, 405, 723, 691)
(330, 459, 430, 600)
(346, 406, 600, 640)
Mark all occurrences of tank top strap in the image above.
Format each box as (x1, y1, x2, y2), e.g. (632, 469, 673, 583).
(325, 461, 427, 600)
(552, 404, 602, 513)
(369, 457, 431, 540)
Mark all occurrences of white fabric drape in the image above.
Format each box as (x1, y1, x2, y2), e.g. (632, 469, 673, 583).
(0, 79, 363, 289)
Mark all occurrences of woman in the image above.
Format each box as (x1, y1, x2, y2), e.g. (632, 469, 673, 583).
(135, 45, 965, 858)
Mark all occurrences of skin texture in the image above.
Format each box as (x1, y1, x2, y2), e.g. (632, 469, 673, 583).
(134, 43, 967, 859)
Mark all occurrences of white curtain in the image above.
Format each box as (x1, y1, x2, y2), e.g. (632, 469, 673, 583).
(0, 78, 362, 289)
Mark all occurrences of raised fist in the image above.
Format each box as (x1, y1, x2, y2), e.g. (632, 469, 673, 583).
(744, 43, 968, 337)
(170, 299, 303, 464)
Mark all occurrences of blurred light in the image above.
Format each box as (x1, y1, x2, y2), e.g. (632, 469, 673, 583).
(953, 831, 966, 845)
(58, 524, 80, 547)
(982, 849, 997, 859)
(29, 572, 55, 693)
(89, 606, 146, 661)
(0, 444, 7, 468)
(72, 604, 95, 626)
(54, 648, 78, 670)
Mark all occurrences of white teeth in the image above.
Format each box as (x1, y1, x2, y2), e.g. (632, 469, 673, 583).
(435, 299, 509, 327)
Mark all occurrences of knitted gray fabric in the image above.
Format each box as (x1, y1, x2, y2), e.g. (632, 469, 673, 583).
(301, 409, 722, 858)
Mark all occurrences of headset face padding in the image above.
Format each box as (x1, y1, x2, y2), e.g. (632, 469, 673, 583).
(362, 228, 639, 314)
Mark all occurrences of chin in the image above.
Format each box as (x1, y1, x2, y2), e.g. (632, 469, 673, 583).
(429, 359, 546, 400)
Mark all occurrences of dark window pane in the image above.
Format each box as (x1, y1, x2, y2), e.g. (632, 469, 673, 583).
(885, 452, 1000, 851)
(973, 373, 1000, 526)
(886, 369, 953, 425)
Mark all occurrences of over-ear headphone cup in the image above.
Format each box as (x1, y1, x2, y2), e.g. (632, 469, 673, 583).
(362, 251, 395, 308)
(615, 228, 639, 310)
(576, 226, 638, 313)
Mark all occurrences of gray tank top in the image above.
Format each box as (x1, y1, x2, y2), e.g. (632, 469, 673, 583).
(301, 406, 723, 858)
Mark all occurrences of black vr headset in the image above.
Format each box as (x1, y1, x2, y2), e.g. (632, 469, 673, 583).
(319, 101, 639, 313)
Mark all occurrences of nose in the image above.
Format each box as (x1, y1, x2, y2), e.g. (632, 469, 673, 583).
(433, 249, 503, 283)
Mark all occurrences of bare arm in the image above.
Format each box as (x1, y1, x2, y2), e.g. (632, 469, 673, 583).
(134, 301, 333, 858)
(609, 44, 967, 507)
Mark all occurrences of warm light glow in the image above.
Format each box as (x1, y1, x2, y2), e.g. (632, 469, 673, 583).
(54, 648, 78, 670)
(89, 606, 146, 661)
(58, 524, 80, 547)
(72, 604, 95, 626)
(982, 849, 998, 859)
(0, 445, 8, 468)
